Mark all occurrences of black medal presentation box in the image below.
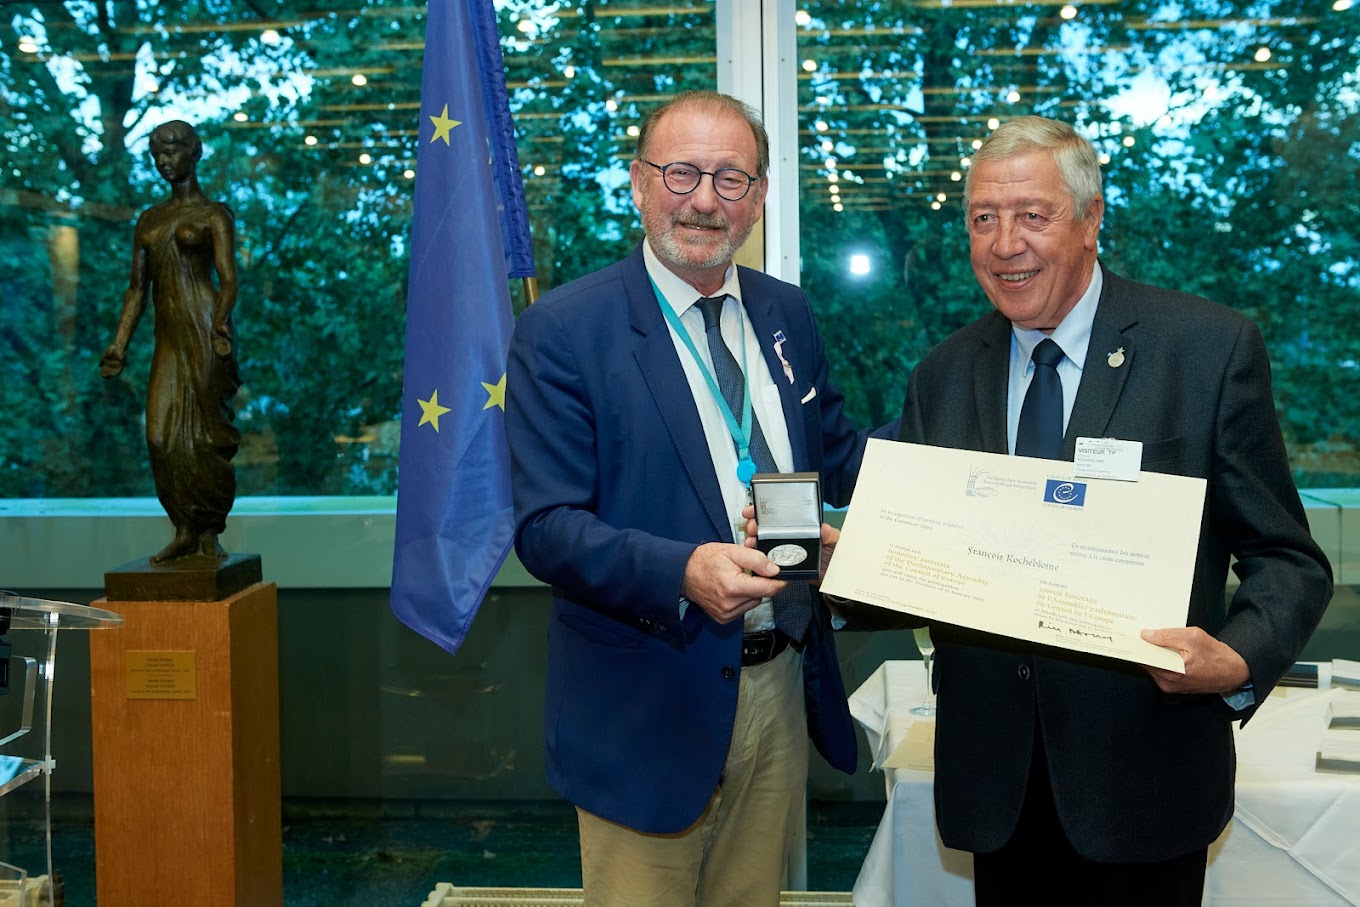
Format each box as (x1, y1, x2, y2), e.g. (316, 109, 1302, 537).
(751, 471, 822, 581)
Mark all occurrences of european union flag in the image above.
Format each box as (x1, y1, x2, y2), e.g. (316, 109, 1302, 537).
(391, 0, 534, 656)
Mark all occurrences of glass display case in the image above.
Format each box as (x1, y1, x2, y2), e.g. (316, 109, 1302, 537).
(0, 593, 121, 905)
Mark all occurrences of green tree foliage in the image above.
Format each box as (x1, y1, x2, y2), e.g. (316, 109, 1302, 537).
(794, 1, 1360, 485)
(501, 1, 719, 295)
(2, 1, 420, 495)
(0, 0, 722, 497)
(2, 1, 1356, 497)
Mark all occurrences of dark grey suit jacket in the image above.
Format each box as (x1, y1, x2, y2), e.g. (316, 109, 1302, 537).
(899, 264, 1332, 863)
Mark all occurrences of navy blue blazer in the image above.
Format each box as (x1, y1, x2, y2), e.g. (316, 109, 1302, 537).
(506, 245, 870, 834)
(901, 264, 1332, 862)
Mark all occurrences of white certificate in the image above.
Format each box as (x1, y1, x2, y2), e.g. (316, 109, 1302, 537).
(822, 440, 1207, 672)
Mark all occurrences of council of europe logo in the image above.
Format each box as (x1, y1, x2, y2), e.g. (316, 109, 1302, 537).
(1044, 479, 1087, 506)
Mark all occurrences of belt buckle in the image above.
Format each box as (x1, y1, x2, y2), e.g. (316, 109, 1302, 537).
(741, 631, 778, 666)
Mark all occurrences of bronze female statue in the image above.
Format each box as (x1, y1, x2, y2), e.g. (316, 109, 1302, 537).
(101, 120, 241, 563)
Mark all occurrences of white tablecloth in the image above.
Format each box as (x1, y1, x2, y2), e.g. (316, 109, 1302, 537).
(849, 661, 1360, 906)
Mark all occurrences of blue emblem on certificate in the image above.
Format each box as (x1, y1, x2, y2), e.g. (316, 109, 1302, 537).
(1044, 479, 1087, 506)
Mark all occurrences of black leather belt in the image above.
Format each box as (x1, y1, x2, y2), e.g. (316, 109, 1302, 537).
(741, 630, 791, 667)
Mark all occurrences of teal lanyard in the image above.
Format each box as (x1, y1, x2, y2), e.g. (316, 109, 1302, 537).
(649, 275, 759, 483)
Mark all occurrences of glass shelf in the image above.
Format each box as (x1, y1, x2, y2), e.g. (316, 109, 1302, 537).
(0, 593, 123, 630)
(0, 758, 47, 799)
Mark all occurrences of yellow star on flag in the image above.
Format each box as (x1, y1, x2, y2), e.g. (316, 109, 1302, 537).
(429, 104, 462, 144)
(482, 373, 507, 411)
(417, 389, 452, 431)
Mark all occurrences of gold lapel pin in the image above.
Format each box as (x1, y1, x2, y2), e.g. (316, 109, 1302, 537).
(1107, 347, 1126, 368)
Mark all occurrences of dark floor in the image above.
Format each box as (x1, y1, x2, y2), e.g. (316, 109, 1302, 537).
(8, 795, 882, 905)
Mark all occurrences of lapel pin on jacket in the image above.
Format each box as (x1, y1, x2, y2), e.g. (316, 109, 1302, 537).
(1108, 347, 1126, 368)
(772, 330, 795, 384)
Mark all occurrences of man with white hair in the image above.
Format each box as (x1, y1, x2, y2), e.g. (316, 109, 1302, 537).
(896, 115, 1331, 904)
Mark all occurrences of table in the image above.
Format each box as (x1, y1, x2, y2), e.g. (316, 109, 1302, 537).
(848, 661, 1360, 906)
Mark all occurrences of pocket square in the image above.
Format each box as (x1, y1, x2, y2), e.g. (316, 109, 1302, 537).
(800, 386, 818, 404)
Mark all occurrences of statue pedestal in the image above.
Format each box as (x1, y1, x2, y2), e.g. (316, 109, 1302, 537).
(89, 581, 282, 906)
(104, 553, 262, 602)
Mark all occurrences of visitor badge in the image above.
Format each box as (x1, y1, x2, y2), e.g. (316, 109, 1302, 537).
(1074, 438, 1143, 482)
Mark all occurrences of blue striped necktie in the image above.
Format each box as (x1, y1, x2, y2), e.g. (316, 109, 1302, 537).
(695, 296, 777, 475)
(696, 295, 814, 643)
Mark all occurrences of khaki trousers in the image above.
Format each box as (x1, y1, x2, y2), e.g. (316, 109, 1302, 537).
(576, 646, 808, 907)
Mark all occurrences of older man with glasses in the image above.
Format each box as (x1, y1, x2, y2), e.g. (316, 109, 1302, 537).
(505, 90, 877, 906)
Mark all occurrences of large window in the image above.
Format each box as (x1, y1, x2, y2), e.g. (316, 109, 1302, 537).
(3, 0, 1356, 500)
(1, 0, 718, 497)
(794, 0, 1360, 486)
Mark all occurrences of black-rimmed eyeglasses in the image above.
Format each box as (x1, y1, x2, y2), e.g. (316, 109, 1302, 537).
(640, 159, 759, 202)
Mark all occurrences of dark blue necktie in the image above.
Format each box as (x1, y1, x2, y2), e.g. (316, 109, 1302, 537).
(695, 296, 813, 643)
(696, 296, 776, 475)
(1015, 338, 1065, 460)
